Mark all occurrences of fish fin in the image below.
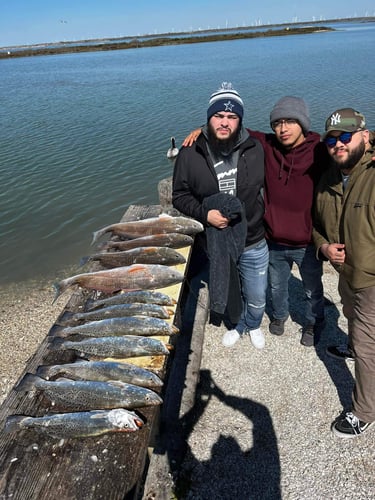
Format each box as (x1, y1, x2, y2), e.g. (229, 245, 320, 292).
(4, 415, 26, 434)
(15, 373, 40, 392)
(158, 213, 173, 219)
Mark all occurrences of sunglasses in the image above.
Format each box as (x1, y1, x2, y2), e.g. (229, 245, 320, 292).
(324, 131, 354, 148)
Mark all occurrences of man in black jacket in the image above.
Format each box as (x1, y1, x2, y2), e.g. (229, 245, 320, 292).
(172, 82, 268, 349)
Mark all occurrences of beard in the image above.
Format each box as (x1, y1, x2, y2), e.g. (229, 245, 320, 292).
(207, 121, 241, 157)
(332, 140, 366, 171)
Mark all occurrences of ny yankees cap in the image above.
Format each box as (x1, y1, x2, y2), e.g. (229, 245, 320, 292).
(324, 108, 366, 137)
(207, 82, 244, 121)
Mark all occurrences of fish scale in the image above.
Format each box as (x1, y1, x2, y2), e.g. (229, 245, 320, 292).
(15, 374, 163, 410)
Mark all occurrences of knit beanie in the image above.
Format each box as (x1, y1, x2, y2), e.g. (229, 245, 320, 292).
(270, 96, 310, 134)
(207, 82, 244, 122)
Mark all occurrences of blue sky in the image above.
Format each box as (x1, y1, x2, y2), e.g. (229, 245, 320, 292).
(1, 1, 374, 47)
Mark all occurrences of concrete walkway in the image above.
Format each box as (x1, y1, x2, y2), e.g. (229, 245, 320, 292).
(174, 263, 375, 499)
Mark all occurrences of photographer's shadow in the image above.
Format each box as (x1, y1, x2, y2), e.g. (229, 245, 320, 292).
(177, 369, 281, 499)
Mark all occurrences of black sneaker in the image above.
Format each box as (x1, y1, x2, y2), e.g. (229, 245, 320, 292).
(269, 318, 287, 336)
(300, 324, 314, 347)
(332, 412, 374, 438)
(326, 344, 354, 361)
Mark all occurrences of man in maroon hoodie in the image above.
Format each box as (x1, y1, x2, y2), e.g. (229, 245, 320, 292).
(255, 96, 326, 346)
(184, 96, 326, 346)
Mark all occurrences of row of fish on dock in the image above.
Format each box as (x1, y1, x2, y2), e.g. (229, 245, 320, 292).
(5, 214, 204, 440)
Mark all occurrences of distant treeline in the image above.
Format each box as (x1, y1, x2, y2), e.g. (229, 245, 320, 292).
(0, 26, 334, 60)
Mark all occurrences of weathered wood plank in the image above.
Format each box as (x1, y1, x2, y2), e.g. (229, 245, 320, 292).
(0, 203, 193, 500)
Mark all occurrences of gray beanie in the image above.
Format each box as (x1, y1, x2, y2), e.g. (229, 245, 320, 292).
(270, 96, 310, 134)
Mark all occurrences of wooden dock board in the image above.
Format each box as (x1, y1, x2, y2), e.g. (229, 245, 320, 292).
(0, 203, 203, 500)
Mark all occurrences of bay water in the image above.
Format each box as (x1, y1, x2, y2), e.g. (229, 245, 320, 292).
(1, 22, 374, 285)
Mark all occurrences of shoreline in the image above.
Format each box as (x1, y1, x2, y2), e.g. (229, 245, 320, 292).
(0, 25, 334, 60)
(0, 278, 68, 404)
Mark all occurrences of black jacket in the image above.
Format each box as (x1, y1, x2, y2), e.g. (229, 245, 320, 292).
(172, 132, 265, 248)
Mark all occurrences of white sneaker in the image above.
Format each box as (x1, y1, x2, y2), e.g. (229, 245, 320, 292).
(222, 329, 240, 347)
(249, 328, 265, 349)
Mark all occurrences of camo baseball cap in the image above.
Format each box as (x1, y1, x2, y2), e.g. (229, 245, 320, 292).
(324, 108, 366, 137)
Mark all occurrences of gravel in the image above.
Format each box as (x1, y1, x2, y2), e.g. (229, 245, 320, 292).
(177, 263, 375, 499)
(1, 265, 374, 499)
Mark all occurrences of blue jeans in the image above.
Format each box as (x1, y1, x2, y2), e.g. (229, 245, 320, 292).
(267, 242, 324, 325)
(236, 239, 269, 334)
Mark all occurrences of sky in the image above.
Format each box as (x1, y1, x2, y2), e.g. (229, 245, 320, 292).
(1, 0, 374, 48)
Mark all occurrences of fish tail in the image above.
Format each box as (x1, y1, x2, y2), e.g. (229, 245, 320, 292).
(15, 373, 40, 392)
(35, 365, 52, 379)
(52, 280, 70, 304)
(48, 337, 66, 351)
(91, 228, 107, 246)
(4, 415, 27, 434)
(79, 256, 91, 267)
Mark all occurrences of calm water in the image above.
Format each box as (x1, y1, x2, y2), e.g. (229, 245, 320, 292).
(1, 22, 374, 284)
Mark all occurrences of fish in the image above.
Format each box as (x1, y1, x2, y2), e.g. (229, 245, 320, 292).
(49, 335, 171, 359)
(15, 373, 163, 410)
(36, 360, 163, 387)
(86, 290, 176, 310)
(91, 214, 204, 244)
(60, 302, 174, 325)
(5, 409, 144, 439)
(53, 316, 179, 338)
(80, 246, 186, 268)
(53, 264, 184, 302)
(105, 233, 194, 251)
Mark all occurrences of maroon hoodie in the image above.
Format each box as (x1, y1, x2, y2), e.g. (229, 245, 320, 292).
(247, 129, 328, 247)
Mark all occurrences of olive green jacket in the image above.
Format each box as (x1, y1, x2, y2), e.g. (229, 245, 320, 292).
(312, 146, 375, 290)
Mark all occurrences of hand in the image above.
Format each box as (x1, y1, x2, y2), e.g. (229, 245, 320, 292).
(182, 128, 202, 147)
(207, 209, 230, 229)
(320, 243, 346, 265)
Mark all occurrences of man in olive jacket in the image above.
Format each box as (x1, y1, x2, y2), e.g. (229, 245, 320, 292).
(313, 108, 375, 438)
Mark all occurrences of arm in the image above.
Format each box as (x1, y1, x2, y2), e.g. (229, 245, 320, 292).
(182, 128, 202, 147)
(172, 148, 207, 223)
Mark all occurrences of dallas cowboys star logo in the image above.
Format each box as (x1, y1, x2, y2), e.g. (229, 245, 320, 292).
(223, 100, 234, 112)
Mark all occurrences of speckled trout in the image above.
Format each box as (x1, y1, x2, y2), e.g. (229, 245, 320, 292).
(86, 290, 176, 310)
(53, 316, 179, 338)
(49, 335, 171, 358)
(105, 233, 193, 251)
(60, 302, 174, 326)
(53, 263, 184, 302)
(15, 374, 163, 410)
(5, 409, 144, 439)
(36, 360, 163, 387)
(92, 214, 204, 244)
(80, 247, 186, 268)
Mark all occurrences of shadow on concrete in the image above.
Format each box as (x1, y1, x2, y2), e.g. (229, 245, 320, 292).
(175, 369, 281, 499)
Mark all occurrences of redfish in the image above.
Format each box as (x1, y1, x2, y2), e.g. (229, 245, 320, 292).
(80, 246, 186, 268)
(92, 214, 204, 244)
(5, 409, 144, 439)
(53, 264, 184, 302)
(105, 233, 193, 251)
